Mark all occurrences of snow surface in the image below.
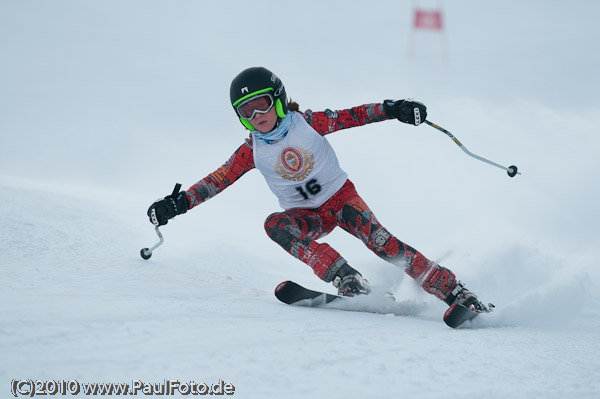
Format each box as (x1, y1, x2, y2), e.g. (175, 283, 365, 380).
(2, 1, 600, 398)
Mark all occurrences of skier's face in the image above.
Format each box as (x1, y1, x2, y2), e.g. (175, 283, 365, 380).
(251, 106, 278, 133)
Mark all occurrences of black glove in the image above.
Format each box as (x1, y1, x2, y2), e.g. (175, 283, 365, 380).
(383, 99, 427, 126)
(147, 189, 189, 226)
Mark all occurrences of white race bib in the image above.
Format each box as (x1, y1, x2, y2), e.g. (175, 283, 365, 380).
(252, 112, 348, 209)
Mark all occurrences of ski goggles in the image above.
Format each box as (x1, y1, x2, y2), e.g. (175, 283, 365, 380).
(235, 92, 275, 120)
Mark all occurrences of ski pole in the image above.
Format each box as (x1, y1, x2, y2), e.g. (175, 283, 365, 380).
(424, 120, 520, 178)
(140, 183, 182, 260)
(140, 225, 164, 260)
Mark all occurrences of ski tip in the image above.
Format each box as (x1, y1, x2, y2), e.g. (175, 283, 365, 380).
(275, 281, 292, 294)
(443, 304, 456, 320)
(443, 303, 482, 328)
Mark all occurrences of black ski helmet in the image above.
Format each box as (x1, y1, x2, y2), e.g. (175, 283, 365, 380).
(230, 67, 288, 130)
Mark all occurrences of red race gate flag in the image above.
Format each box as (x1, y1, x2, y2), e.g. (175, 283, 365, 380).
(414, 9, 443, 30)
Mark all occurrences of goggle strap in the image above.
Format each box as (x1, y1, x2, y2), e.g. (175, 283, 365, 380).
(275, 99, 286, 118)
(232, 88, 274, 107)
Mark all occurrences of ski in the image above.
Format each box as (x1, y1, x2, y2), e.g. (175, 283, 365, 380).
(443, 304, 479, 328)
(275, 280, 344, 306)
(274, 280, 427, 318)
(275, 280, 493, 328)
(443, 302, 495, 328)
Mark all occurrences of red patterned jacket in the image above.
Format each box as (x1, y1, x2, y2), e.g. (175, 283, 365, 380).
(186, 103, 391, 209)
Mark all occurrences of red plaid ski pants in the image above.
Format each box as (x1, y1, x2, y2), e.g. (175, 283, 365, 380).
(264, 180, 456, 300)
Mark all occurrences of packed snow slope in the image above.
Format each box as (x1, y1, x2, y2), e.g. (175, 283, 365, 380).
(1, 177, 599, 398)
(2, 0, 600, 398)
(1, 178, 599, 398)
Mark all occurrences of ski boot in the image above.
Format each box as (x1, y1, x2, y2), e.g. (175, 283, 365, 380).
(444, 280, 494, 313)
(332, 263, 372, 297)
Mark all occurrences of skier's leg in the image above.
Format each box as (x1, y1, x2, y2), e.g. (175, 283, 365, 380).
(264, 206, 370, 296)
(335, 181, 457, 301)
(264, 209, 347, 282)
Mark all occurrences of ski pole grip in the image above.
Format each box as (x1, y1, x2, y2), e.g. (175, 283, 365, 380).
(171, 183, 182, 196)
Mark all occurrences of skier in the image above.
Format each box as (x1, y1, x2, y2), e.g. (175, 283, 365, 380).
(147, 66, 485, 310)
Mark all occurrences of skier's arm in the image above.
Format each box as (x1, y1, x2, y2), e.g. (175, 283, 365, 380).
(303, 100, 427, 136)
(146, 139, 255, 226)
(185, 139, 255, 209)
(302, 103, 390, 136)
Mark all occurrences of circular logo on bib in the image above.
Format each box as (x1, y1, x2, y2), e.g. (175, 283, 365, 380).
(280, 147, 304, 173)
(275, 146, 314, 182)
